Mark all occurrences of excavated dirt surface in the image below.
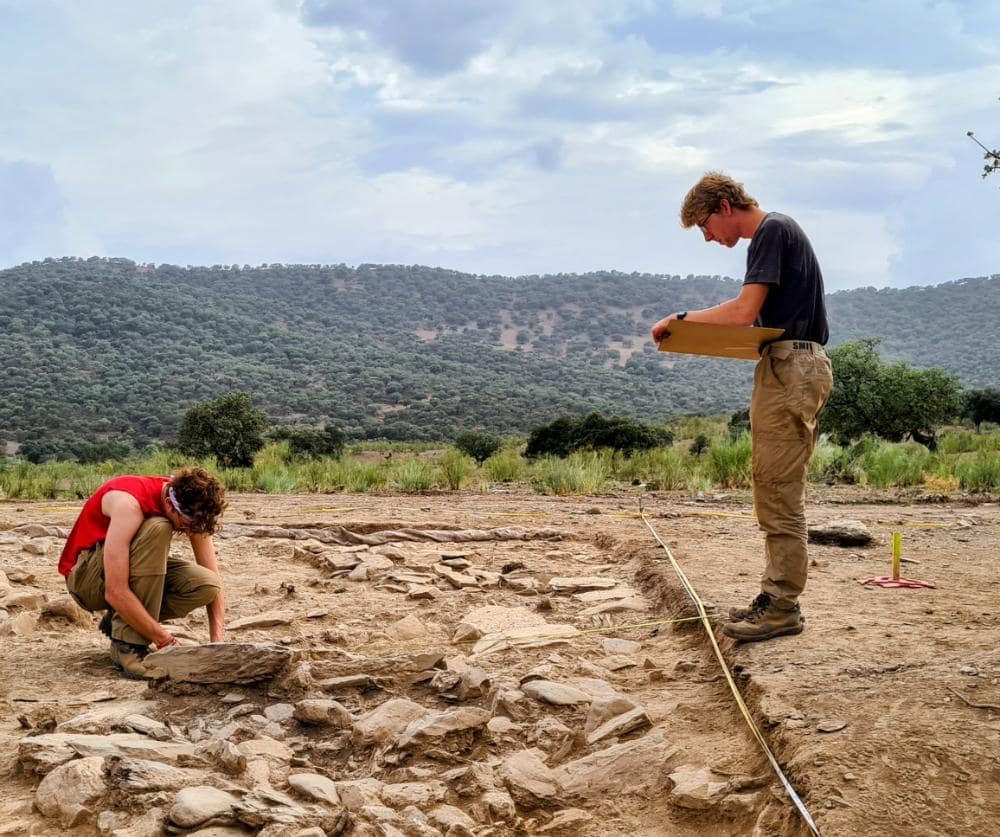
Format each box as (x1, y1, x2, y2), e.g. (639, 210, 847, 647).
(1, 487, 998, 836)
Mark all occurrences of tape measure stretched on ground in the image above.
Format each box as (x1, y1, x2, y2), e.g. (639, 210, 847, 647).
(640, 513, 821, 837)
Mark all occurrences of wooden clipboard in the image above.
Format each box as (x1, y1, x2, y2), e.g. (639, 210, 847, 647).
(657, 320, 785, 361)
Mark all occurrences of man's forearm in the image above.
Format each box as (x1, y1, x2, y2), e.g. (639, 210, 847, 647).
(206, 589, 226, 642)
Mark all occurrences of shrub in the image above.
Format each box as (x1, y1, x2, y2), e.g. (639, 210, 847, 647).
(530, 452, 608, 495)
(270, 424, 345, 460)
(178, 392, 269, 468)
(690, 434, 710, 457)
(453, 431, 502, 464)
(860, 442, 933, 488)
(625, 447, 689, 490)
(954, 451, 1000, 492)
(526, 413, 672, 458)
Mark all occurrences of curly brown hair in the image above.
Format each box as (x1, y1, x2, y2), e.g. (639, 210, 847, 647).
(680, 171, 758, 228)
(170, 467, 227, 535)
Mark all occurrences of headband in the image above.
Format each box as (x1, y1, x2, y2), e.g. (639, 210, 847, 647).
(167, 486, 193, 523)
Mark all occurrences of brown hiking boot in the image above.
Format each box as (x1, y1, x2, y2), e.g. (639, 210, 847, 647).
(109, 639, 157, 680)
(728, 592, 772, 622)
(723, 602, 804, 643)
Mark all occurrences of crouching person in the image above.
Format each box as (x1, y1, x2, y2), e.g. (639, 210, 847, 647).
(58, 467, 227, 678)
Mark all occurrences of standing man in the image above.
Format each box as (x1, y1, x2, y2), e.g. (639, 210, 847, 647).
(59, 467, 228, 677)
(651, 172, 833, 642)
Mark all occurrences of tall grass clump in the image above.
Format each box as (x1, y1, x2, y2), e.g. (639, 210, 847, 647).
(705, 433, 752, 488)
(393, 459, 438, 492)
(619, 447, 689, 490)
(860, 442, 933, 488)
(342, 460, 389, 493)
(296, 459, 346, 493)
(482, 450, 525, 483)
(252, 464, 298, 494)
(530, 452, 608, 495)
(939, 429, 1000, 454)
(439, 448, 473, 490)
(218, 467, 255, 493)
(954, 451, 1000, 492)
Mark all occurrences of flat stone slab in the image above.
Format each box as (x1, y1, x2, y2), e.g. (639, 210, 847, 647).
(228, 611, 296, 630)
(807, 519, 874, 546)
(19, 733, 195, 775)
(522, 680, 593, 706)
(144, 643, 293, 684)
(548, 576, 619, 593)
(554, 731, 678, 799)
(472, 624, 580, 656)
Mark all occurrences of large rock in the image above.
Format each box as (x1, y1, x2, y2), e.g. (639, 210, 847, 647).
(668, 765, 731, 810)
(335, 778, 385, 811)
(144, 643, 293, 684)
(19, 733, 195, 775)
(169, 786, 240, 828)
(554, 731, 677, 799)
(354, 698, 431, 746)
(294, 699, 352, 728)
(521, 680, 592, 706)
(807, 519, 874, 546)
(380, 781, 447, 808)
(498, 749, 560, 806)
(453, 605, 548, 643)
(472, 624, 580, 656)
(104, 755, 204, 795)
(585, 706, 652, 745)
(288, 773, 340, 807)
(35, 756, 106, 827)
(39, 597, 93, 626)
(396, 707, 491, 749)
(57, 700, 158, 735)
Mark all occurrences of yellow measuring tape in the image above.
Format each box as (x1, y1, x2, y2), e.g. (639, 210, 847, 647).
(641, 513, 821, 837)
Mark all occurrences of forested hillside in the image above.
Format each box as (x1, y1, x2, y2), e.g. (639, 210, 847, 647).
(2, 257, 997, 447)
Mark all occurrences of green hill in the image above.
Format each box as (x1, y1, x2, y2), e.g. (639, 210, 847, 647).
(1, 257, 997, 449)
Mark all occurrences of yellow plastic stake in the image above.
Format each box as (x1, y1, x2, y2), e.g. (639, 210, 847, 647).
(892, 531, 901, 581)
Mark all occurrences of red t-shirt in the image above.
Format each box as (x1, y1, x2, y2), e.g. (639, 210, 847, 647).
(58, 475, 170, 577)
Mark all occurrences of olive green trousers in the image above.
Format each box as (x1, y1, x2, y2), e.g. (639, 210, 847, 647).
(65, 517, 220, 646)
(750, 342, 833, 610)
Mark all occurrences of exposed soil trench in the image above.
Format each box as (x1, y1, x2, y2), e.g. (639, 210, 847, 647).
(1, 489, 998, 836)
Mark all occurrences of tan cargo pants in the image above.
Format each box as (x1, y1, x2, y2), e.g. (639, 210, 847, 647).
(750, 341, 833, 610)
(65, 516, 221, 646)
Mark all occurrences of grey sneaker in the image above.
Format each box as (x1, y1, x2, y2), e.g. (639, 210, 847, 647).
(723, 603, 804, 643)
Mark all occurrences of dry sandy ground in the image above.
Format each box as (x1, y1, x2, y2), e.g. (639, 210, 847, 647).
(1, 487, 998, 836)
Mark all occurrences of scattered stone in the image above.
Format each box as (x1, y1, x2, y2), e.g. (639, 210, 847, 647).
(554, 731, 677, 799)
(123, 714, 173, 740)
(584, 696, 636, 735)
(355, 698, 431, 746)
(169, 786, 240, 829)
(539, 808, 593, 833)
(0, 589, 46, 610)
(22, 539, 50, 556)
(487, 716, 519, 736)
(453, 605, 548, 643)
(586, 706, 651, 744)
(499, 749, 560, 805)
(817, 720, 848, 733)
(294, 699, 352, 728)
(376, 546, 409, 563)
(548, 576, 619, 594)
(144, 643, 293, 684)
(19, 733, 195, 775)
(602, 638, 641, 655)
(396, 707, 491, 749)
(807, 519, 874, 546)
(578, 597, 648, 617)
(35, 756, 106, 827)
(387, 614, 428, 641)
(319, 673, 376, 692)
(480, 789, 516, 821)
(666, 765, 730, 809)
(104, 755, 203, 795)
(335, 778, 385, 811)
(288, 773, 340, 807)
(527, 716, 574, 757)
(573, 587, 639, 603)
(39, 597, 92, 626)
(407, 585, 438, 600)
(433, 563, 481, 589)
(521, 680, 592, 706)
(959, 665, 979, 676)
(1, 611, 36, 636)
(196, 739, 246, 774)
(604, 655, 638, 671)
(428, 804, 476, 835)
(472, 623, 580, 656)
(228, 611, 296, 630)
(381, 781, 447, 808)
(263, 703, 296, 723)
(236, 737, 294, 762)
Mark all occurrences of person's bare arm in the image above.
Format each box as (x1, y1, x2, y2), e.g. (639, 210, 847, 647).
(101, 491, 175, 648)
(189, 533, 225, 643)
(651, 283, 771, 342)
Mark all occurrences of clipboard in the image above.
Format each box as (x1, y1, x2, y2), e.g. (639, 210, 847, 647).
(657, 320, 785, 361)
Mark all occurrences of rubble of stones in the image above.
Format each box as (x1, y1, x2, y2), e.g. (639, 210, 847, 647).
(3, 522, 766, 835)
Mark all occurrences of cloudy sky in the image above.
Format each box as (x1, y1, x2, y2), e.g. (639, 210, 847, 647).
(2, 1, 997, 290)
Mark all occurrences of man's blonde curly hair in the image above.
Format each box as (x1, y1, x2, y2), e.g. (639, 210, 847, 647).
(680, 172, 758, 228)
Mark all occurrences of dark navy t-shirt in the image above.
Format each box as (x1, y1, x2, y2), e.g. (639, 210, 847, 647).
(744, 213, 829, 344)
